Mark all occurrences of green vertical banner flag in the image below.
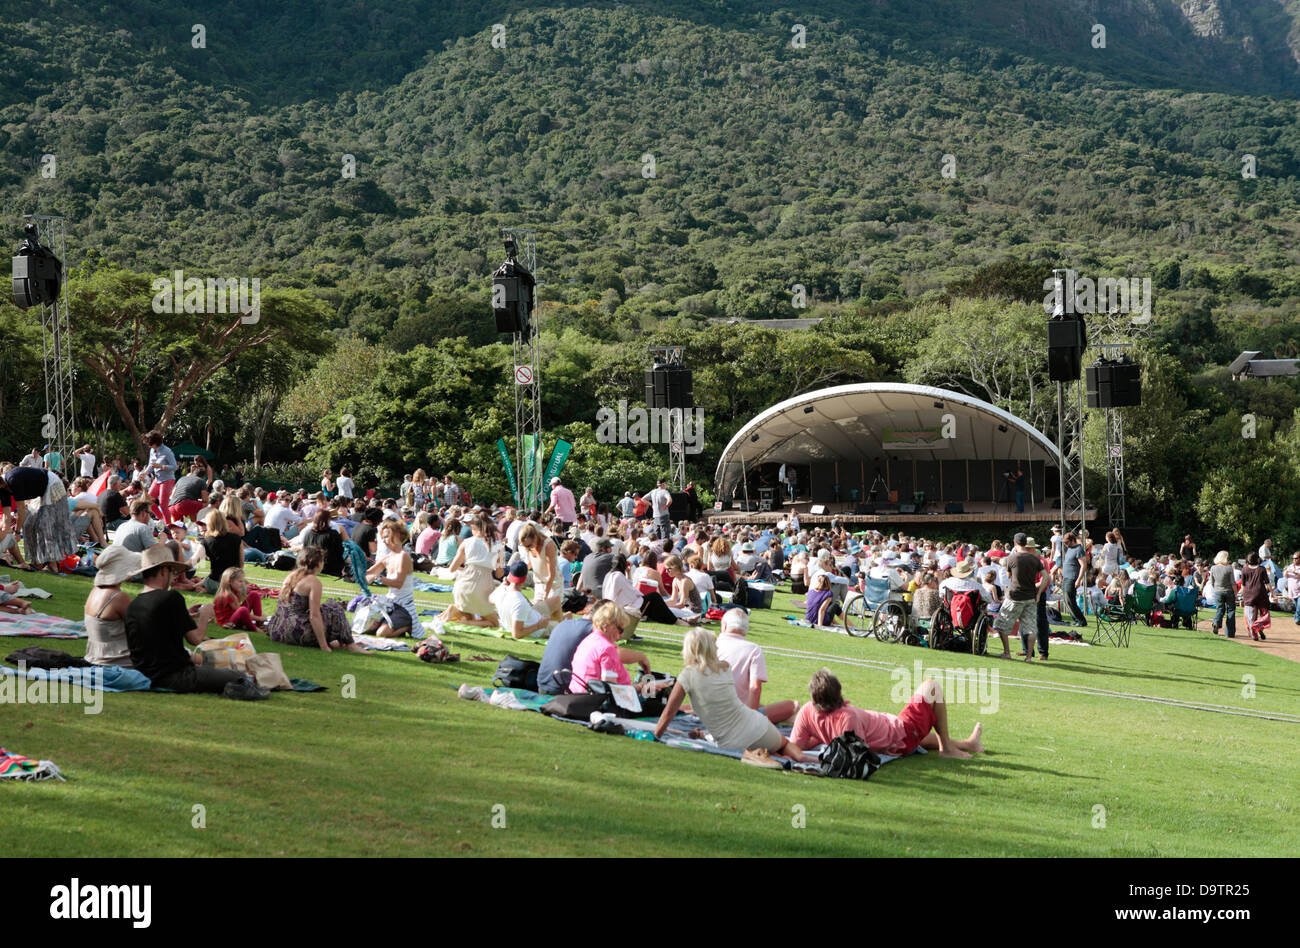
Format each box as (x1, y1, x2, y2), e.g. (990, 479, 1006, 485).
(496, 437, 520, 508)
(542, 439, 573, 491)
(522, 434, 538, 509)
(534, 436, 546, 509)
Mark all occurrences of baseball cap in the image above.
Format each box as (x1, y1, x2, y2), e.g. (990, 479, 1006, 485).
(507, 562, 529, 584)
(1013, 532, 1028, 547)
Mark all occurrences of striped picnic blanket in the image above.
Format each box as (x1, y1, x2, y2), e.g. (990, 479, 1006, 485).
(0, 747, 65, 781)
(0, 613, 87, 639)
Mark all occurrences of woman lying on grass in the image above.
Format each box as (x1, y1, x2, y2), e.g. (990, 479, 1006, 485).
(653, 627, 812, 764)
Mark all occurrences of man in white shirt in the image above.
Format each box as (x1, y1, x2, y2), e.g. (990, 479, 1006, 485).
(336, 467, 355, 500)
(647, 478, 673, 540)
(265, 494, 302, 537)
(490, 563, 553, 639)
(617, 492, 636, 518)
(714, 608, 796, 724)
(939, 559, 994, 604)
(74, 445, 97, 478)
(20, 448, 42, 468)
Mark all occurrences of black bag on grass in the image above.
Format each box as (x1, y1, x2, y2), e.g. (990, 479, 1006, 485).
(266, 551, 297, 571)
(819, 732, 881, 780)
(492, 655, 539, 691)
(540, 692, 605, 719)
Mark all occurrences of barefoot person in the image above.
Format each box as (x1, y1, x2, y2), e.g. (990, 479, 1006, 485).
(445, 515, 502, 627)
(791, 669, 984, 759)
(266, 547, 366, 653)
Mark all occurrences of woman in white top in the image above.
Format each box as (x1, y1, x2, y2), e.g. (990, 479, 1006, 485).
(518, 523, 561, 618)
(365, 519, 417, 637)
(709, 537, 734, 576)
(446, 516, 501, 626)
(653, 628, 809, 760)
(602, 554, 687, 627)
(1099, 531, 1122, 577)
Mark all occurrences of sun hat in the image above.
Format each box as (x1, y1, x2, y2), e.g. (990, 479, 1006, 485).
(138, 545, 187, 572)
(93, 546, 143, 587)
(950, 559, 975, 578)
(1022, 536, 1039, 550)
(507, 561, 529, 585)
(740, 541, 755, 552)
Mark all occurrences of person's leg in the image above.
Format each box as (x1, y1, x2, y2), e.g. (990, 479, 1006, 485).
(229, 605, 255, 630)
(1036, 597, 1050, 657)
(157, 479, 174, 523)
(192, 665, 248, 693)
(911, 680, 983, 757)
(1063, 575, 1086, 625)
(991, 600, 1019, 657)
(640, 591, 678, 624)
(762, 699, 796, 724)
(246, 589, 263, 619)
(243, 547, 267, 565)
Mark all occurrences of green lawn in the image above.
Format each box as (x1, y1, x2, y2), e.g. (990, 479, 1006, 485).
(2, 566, 1297, 857)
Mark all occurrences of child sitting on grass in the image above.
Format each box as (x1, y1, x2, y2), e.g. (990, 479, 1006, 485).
(212, 567, 265, 631)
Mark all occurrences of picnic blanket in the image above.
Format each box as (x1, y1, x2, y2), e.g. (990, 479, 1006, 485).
(289, 678, 326, 692)
(414, 581, 454, 593)
(425, 617, 546, 644)
(12, 585, 52, 599)
(0, 662, 152, 692)
(351, 633, 413, 652)
(0, 747, 65, 781)
(461, 686, 917, 775)
(0, 613, 87, 639)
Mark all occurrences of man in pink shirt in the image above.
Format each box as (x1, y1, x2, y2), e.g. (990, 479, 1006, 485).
(545, 477, 578, 532)
(791, 669, 985, 759)
(714, 608, 796, 724)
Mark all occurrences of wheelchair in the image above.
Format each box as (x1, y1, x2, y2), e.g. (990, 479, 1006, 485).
(927, 588, 991, 655)
(843, 575, 914, 642)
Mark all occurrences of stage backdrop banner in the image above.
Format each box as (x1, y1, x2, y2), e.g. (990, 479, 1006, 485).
(496, 437, 520, 508)
(542, 439, 573, 489)
(881, 426, 944, 450)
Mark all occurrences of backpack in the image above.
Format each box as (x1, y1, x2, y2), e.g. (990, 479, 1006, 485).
(492, 655, 540, 691)
(949, 589, 979, 629)
(819, 732, 881, 780)
(266, 551, 297, 571)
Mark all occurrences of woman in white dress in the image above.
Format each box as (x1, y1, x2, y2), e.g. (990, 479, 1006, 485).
(446, 516, 501, 626)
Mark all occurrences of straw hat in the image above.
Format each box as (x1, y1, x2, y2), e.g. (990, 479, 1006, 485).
(93, 546, 143, 587)
(950, 559, 975, 578)
(138, 545, 187, 572)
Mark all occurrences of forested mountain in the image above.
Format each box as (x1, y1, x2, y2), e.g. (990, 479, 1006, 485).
(2, 1, 1299, 548)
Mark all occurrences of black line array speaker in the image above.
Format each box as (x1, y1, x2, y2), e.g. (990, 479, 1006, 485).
(898, 503, 918, 514)
(645, 364, 694, 409)
(492, 260, 534, 334)
(1047, 316, 1086, 381)
(945, 502, 965, 514)
(1086, 359, 1142, 408)
(11, 250, 62, 309)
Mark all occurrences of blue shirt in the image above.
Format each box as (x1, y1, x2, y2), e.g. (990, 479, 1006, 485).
(1062, 545, 1084, 580)
(537, 618, 594, 695)
(148, 445, 177, 483)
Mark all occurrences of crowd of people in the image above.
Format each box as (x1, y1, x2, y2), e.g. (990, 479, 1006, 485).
(0, 433, 1286, 741)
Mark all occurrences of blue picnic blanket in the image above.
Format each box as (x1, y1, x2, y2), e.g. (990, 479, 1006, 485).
(0, 663, 152, 692)
(414, 581, 453, 593)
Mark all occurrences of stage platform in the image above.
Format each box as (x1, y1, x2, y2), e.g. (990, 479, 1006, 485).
(705, 500, 1097, 529)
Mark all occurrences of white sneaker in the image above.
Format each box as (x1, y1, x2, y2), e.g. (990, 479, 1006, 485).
(489, 690, 525, 710)
(457, 684, 488, 702)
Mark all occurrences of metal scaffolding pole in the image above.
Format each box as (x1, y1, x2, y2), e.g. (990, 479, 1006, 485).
(504, 228, 541, 510)
(27, 214, 75, 464)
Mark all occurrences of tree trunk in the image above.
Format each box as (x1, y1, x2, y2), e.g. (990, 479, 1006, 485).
(252, 396, 277, 472)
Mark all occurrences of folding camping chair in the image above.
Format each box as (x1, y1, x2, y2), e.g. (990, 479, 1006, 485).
(1129, 582, 1158, 627)
(1167, 585, 1199, 630)
(1091, 595, 1133, 647)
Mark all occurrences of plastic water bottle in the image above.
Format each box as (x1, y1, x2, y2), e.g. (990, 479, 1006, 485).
(629, 729, 657, 742)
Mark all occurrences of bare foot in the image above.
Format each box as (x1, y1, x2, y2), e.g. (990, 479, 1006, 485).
(939, 745, 972, 759)
(968, 722, 985, 754)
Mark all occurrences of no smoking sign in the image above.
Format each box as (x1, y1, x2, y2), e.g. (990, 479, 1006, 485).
(514, 365, 533, 385)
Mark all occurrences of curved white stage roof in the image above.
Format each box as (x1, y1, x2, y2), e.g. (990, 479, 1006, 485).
(713, 382, 1063, 495)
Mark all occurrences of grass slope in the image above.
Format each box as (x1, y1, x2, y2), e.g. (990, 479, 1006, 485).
(2, 565, 1297, 857)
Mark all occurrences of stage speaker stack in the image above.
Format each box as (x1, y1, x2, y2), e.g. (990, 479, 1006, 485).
(492, 241, 535, 335)
(1087, 358, 1142, 408)
(645, 363, 694, 409)
(1047, 316, 1086, 381)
